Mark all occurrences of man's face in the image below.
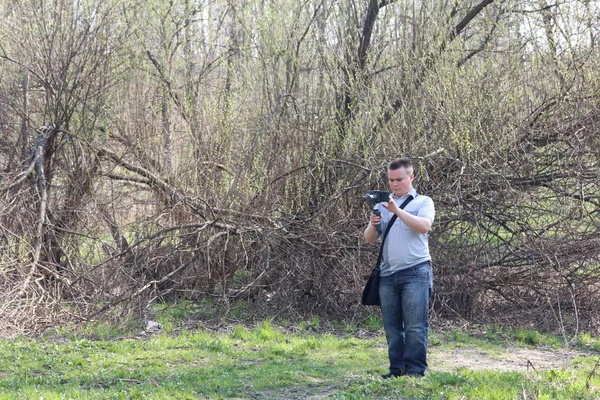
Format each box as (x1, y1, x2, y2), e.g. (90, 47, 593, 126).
(387, 167, 414, 197)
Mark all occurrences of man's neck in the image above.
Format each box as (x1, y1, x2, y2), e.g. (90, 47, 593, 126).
(395, 188, 414, 198)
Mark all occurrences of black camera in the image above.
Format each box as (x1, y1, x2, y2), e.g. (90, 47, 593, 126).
(363, 190, 390, 216)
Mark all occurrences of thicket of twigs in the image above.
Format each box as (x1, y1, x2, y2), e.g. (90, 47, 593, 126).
(0, 0, 598, 336)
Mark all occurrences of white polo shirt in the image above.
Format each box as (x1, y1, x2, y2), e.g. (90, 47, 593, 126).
(373, 188, 435, 276)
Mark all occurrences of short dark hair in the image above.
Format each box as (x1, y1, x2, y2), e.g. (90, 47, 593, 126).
(387, 158, 413, 172)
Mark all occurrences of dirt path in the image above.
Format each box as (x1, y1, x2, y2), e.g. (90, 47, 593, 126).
(429, 346, 588, 373)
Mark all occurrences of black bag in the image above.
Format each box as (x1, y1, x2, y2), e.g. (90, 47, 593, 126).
(361, 195, 414, 306)
(361, 265, 384, 306)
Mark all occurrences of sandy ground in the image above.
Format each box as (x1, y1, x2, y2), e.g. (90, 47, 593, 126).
(429, 346, 588, 373)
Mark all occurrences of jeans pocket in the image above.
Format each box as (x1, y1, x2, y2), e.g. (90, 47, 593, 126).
(411, 262, 431, 278)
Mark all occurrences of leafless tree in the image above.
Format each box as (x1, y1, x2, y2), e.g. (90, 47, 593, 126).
(0, 0, 598, 335)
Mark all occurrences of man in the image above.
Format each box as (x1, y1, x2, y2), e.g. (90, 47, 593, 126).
(364, 158, 435, 378)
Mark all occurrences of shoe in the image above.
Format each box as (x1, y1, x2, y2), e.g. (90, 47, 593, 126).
(404, 371, 425, 377)
(381, 372, 403, 379)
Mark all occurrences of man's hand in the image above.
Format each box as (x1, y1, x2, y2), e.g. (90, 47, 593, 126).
(381, 195, 399, 215)
(369, 212, 382, 226)
(364, 212, 382, 243)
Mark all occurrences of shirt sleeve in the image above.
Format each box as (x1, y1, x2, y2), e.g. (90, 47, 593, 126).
(418, 196, 435, 223)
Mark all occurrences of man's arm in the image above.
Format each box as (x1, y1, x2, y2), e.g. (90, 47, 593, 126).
(364, 223, 380, 244)
(364, 212, 382, 243)
(382, 196, 433, 234)
(396, 210, 432, 234)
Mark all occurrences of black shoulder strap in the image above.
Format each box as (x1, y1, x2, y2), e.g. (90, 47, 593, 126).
(375, 195, 414, 269)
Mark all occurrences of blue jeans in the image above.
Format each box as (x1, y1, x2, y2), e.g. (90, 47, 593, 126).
(379, 261, 432, 376)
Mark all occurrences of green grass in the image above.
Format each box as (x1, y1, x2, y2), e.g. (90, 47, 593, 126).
(576, 332, 600, 352)
(0, 320, 598, 399)
(430, 324, 567, 350)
